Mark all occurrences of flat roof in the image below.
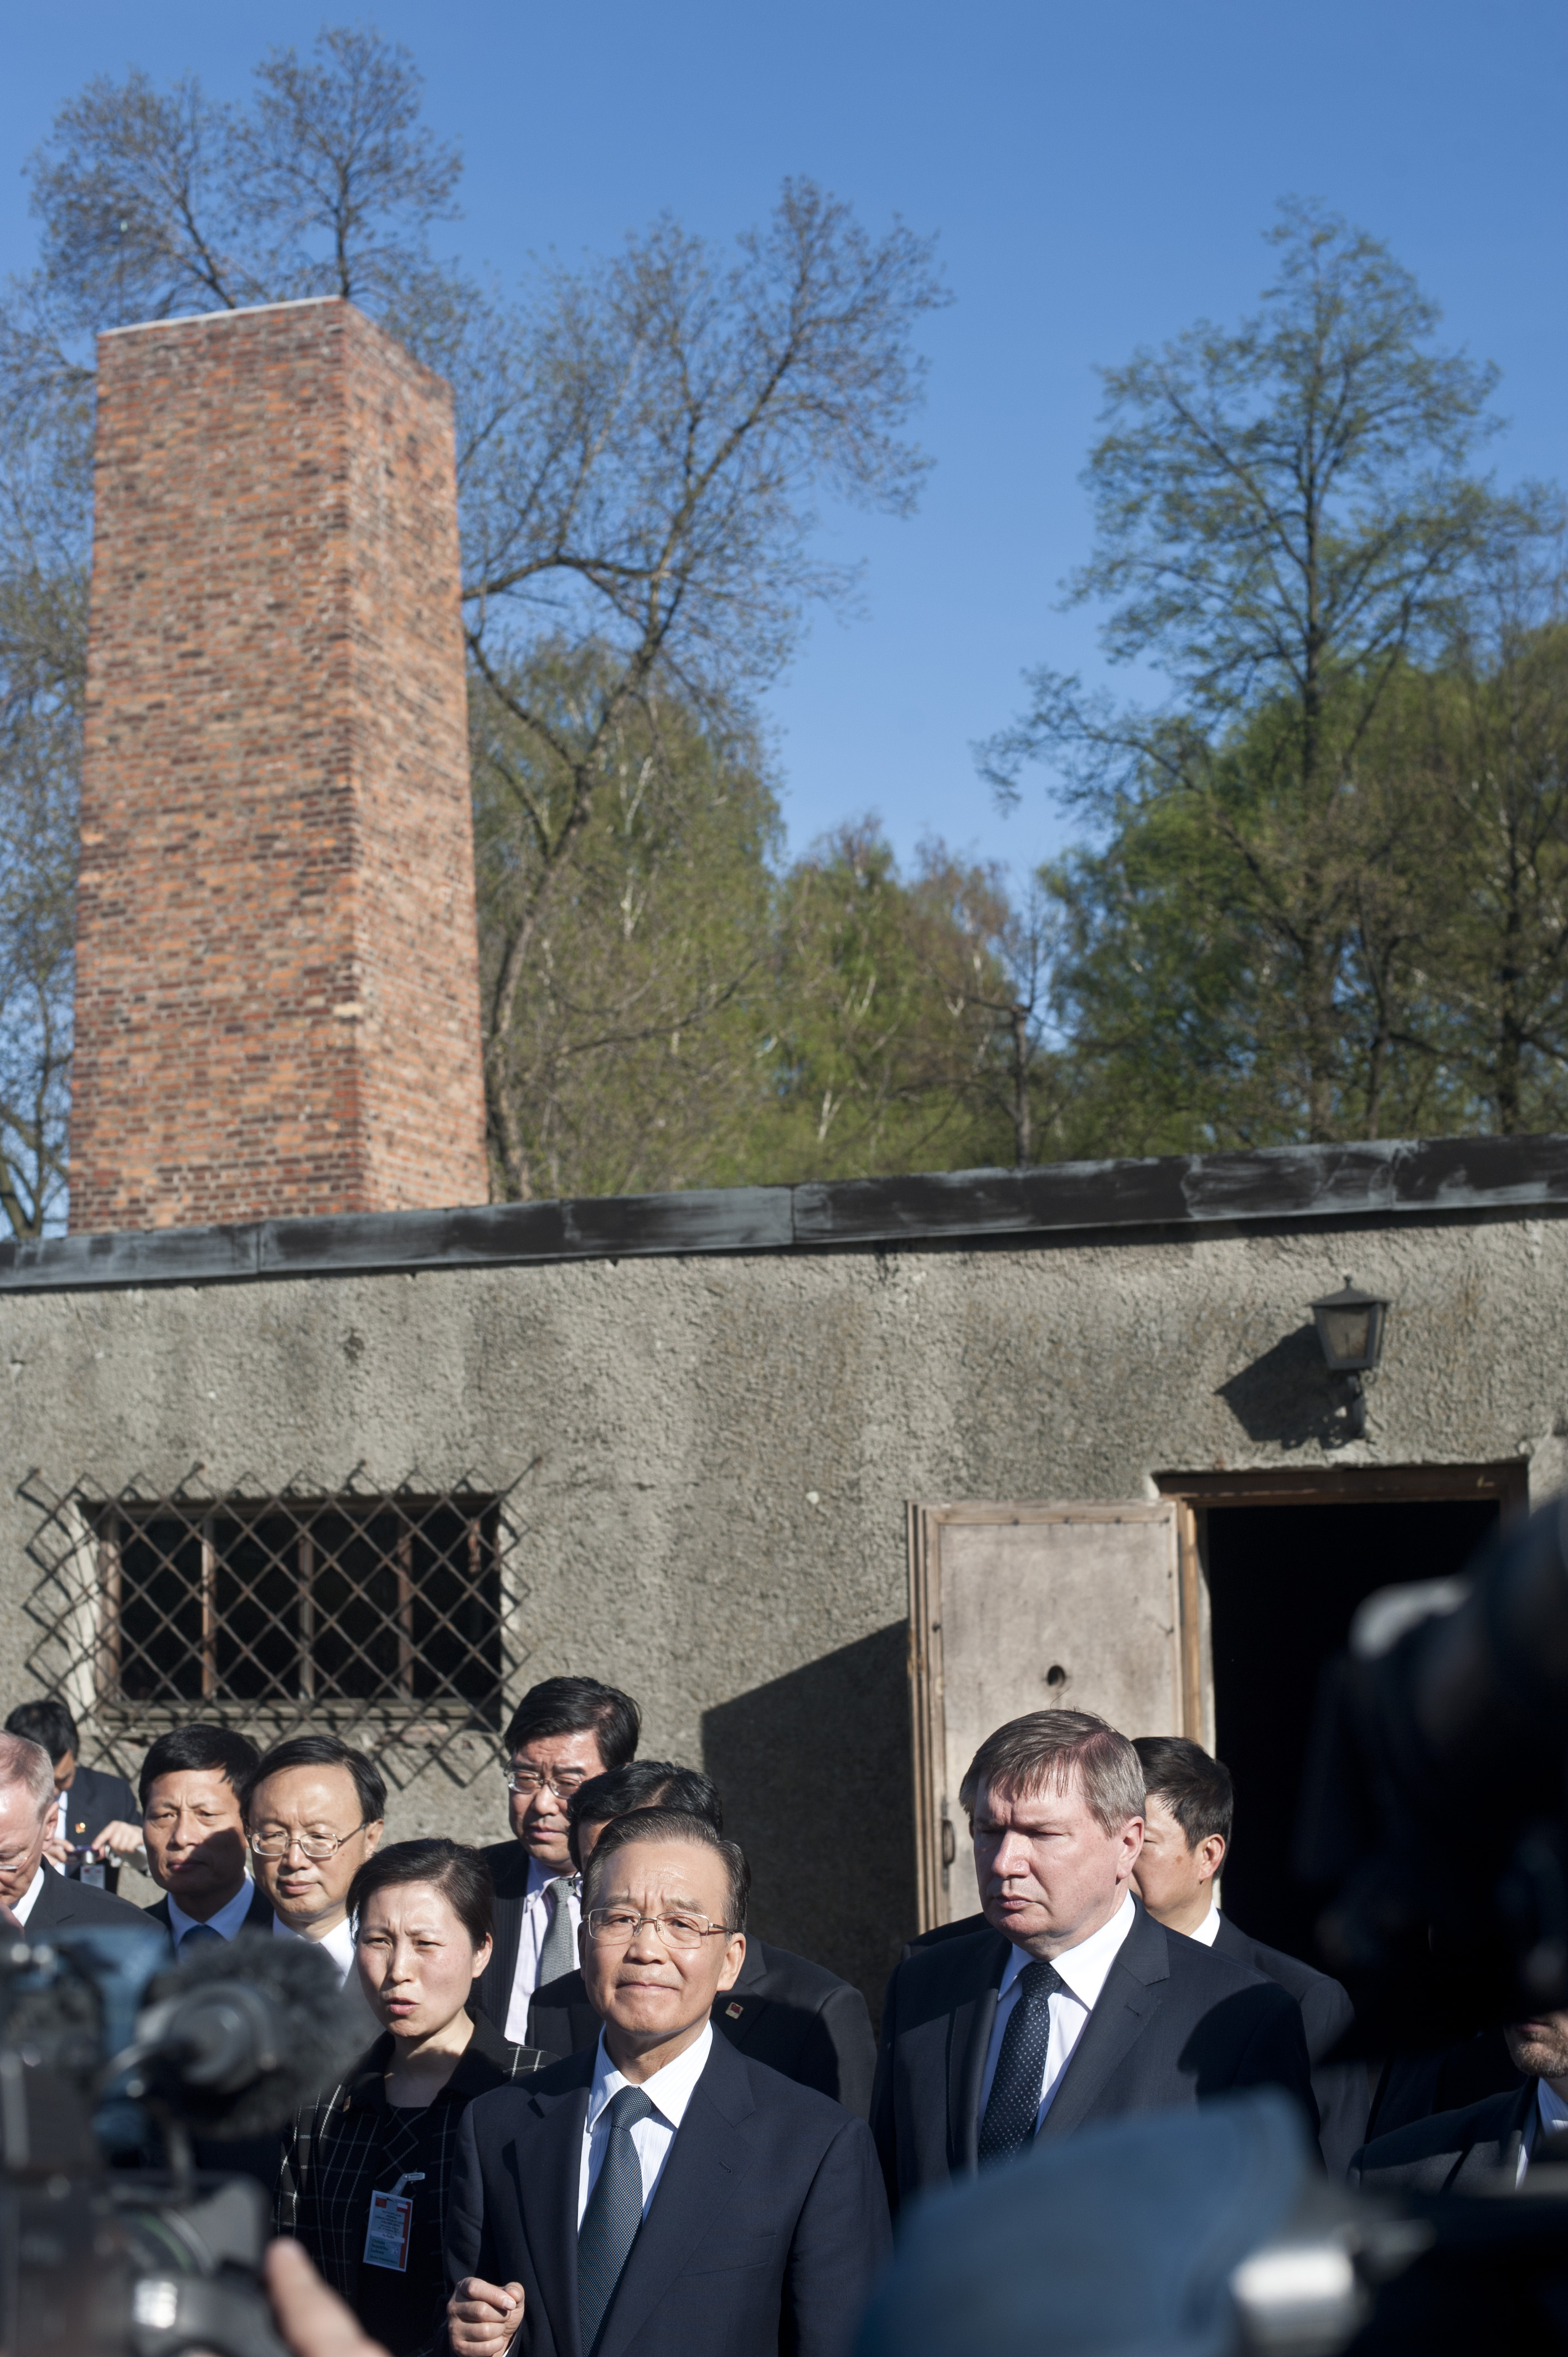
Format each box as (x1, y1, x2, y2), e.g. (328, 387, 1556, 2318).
(4, 1133, 1566, 1295)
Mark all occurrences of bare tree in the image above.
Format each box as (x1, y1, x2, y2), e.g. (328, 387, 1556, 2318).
(25, 27, 461, 330)
(0, 28, 470, 1226)
(461, 182, 947, 1195)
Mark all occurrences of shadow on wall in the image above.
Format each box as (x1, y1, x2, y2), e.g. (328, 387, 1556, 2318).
(703, 1623, 915, 2023)
(1216, 1323, 1351, 1450)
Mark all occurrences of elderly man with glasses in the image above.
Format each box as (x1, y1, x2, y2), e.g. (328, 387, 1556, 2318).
(448, 1807, 888, 2357)
(472, 1677, 641, 2046)
(243, 1736, 386, 2035)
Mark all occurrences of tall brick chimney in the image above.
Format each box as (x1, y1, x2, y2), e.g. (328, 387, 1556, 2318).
(69, 297, 489, 1232)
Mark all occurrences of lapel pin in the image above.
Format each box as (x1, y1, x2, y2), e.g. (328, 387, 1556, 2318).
(725, 2001, 744, 2019)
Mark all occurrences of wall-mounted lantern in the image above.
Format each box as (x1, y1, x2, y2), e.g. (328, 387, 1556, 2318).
(1310, 1276, 1390, 1440)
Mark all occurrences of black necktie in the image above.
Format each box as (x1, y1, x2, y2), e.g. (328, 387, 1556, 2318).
(577, 2085, 654, 2354)
(978, 1957, 1064, 2163)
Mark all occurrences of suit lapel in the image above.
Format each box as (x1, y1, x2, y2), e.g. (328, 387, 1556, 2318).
(1035, 1907, 1169, 2144)
(947, 1937, 1007, 2171)
(245, 1885, 276, 1933)
(512, 2078, 589, 2357)
(595, 2044, 753, 2357)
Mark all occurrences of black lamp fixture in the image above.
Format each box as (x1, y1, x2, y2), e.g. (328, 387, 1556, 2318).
(1310, 1276, 1391, 1440)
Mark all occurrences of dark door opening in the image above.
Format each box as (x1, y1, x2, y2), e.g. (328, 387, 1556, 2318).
(1205, 1496, 1500, 1964)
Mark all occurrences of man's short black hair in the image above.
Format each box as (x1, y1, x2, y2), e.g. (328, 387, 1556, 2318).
(138, 1723, 261, 1811)
(6, 1697, 79, 1766)
(503, 1676, 639, 1770)
(584, 1807, 749, 1933)
(241, 1733, 387, 1827)
(566, 1761, 721, 1869)
(1133, 1735, 1234, 1851)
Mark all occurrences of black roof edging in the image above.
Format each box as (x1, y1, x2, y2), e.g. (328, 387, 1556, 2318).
(3, 1133, 1568, 1296)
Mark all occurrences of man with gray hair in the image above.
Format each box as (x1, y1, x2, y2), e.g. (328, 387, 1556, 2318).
(0, 1733, 148, 1934)
(870, 1710, 1316, 2209)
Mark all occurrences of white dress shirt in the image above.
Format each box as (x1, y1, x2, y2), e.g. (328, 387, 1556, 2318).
(1187, 1901, 1221, 1947)
(12, 1866, 45, 1924)
(169, 1880, 259, 1947)
(978, 1893, 1137, 2132)
(505, 1857, 582, 2042)
(1521, 2079, 1568, 2181)
(272, 1910, 357, 1983)
(577, 2025, 713, 2227)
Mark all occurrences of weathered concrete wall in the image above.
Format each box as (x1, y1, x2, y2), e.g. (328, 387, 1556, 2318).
(5, 1205, 1567, 1999)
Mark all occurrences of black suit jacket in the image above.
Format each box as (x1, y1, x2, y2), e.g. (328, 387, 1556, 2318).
(58, 1762, 140, 1894)
(1211, 1915, 1366, 2179)
(1365, 2027, 1525, 2142)
(26, 1862, 156, 1933)
(902, 1911, 987, 1955)
(446, 2030, 890, 2357)
(1350, 2078, 1537, 2193)
(144, 1883, 277, 1939)
(871, 1904, 1316, 2209)
(472, 1840, 537, 2036)
(526, 1938, 878, 2118)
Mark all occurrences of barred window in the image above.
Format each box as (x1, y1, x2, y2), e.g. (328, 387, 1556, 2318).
(92, 1492, 502, 1715)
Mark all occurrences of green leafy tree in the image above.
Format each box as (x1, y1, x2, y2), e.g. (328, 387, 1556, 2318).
(1421, 540, 1568, 1131)
(746, 826, 1035, 1179)
(984, 201, 1534, 1145)
(472, 647, 781, 1198)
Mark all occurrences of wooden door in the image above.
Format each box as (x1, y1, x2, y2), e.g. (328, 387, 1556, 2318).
(907, 1501, 1195, 1929)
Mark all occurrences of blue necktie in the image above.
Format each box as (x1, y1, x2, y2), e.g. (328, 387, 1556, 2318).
(179, 1923, 224, 1952)
(577, 2085, 654, 2354)
(978, 1958, 1064, 2163)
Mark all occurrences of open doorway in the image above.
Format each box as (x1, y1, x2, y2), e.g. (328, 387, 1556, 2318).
(1176, 1470, 1524, 1962)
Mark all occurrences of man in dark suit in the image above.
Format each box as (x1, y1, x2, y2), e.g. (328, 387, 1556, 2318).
(6, 1696, 141, 1893)
(447, 1807, 889, 2357)
(0, 1731, 151, 1934)
(1351, 2006, 1568, 2191)
(473, 1677, 641, 2046)
(520, 1761, 876, 2117)
(1131, 1735, 1366, 2176)
(137, 1723, 274, 1950)
(873, 1709, 1315, 2211)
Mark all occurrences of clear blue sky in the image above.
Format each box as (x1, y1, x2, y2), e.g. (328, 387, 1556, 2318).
(4, 2, 1565, 888)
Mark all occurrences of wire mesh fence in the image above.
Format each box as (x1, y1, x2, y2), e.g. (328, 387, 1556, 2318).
(18, 1465, 533, 1790)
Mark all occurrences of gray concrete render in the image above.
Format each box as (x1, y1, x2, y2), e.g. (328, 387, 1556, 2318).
(4, 1134, 1567, 2007)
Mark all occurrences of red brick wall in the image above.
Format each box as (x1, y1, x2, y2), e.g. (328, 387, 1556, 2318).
(69, 297, 489, 1232)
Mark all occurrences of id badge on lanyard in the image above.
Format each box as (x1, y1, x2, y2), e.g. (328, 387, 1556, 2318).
(364, 2171, 425, 2272)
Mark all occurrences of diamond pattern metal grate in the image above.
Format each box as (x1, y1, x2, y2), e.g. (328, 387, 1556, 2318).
(18, 1466, 533, 1790)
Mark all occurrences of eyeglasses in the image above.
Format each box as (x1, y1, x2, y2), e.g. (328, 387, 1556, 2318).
(503, 1768, 589, 1799)
(0, 1847, 37, 1875)
(584, 1908, 732, 1951)
(250, 1823, 370, 1862)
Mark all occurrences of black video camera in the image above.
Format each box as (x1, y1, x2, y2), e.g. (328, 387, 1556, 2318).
(1296, 1491, 1568, 2051)
(0, 1924, 362, 2357)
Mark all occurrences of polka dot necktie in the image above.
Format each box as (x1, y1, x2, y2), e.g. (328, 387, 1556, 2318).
(977, 1958, 1064, 2163)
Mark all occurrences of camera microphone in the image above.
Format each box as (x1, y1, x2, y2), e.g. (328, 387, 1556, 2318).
(126, 1931, 366, 2137)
